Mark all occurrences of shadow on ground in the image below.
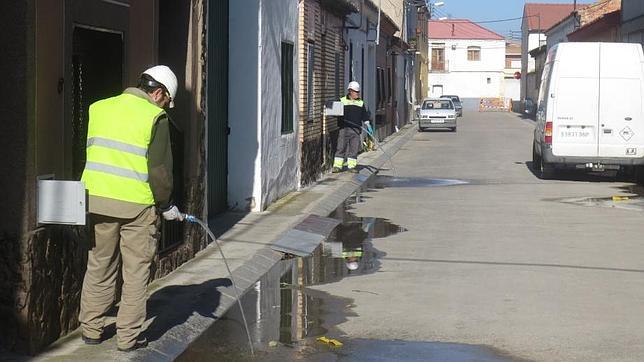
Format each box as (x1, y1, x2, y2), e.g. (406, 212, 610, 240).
(144, 278, 232, 343)
(524, 161, 638, 183)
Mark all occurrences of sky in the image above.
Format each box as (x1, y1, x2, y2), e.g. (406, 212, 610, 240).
(432, 0, 593, 42)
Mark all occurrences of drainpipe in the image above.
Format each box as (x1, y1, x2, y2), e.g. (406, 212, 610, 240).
(253, 0, 263, 212)
(376, 0, 381, 45)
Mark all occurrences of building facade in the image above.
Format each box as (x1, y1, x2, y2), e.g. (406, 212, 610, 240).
(546, 0, 621, 48)
(621, 0, 644, 45)
(298, 0, 355, 186)
(504, 42, 522, 101)
(1, 0, 212, 353)
(428, 19, 505, 108)
(521, 3, 577, 104)
(229, 0, 300, 211)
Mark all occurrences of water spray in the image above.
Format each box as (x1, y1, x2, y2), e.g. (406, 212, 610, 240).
(361, 123, 397, 177)
(182, 213, 255, 356)
(345, 120, 397, 178)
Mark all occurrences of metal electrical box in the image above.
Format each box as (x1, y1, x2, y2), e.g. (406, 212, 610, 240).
(324, 101, 344, 116)
(37, 180, 87, 225)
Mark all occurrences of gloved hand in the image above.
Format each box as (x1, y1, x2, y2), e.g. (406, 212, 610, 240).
(364, 121, 373, 135)
(162, 205, 185, 221)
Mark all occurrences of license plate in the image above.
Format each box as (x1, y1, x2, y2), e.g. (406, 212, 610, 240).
(430, 119, 444, 124)
(559, 126, 592, 139)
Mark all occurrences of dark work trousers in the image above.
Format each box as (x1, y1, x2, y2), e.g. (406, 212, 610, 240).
(334, 127, 361, 169)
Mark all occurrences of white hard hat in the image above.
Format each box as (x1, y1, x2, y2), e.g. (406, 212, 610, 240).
(347, 81, 360, 92)
(346, 261, 359, 271)
(142, 65, 178, 108)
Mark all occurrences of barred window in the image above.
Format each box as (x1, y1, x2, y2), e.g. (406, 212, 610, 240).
(281, 42, 294, 134)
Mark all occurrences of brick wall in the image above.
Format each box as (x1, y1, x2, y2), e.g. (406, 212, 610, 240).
(299, 0, 346, 185)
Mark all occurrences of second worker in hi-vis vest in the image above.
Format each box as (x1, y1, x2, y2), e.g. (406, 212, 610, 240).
(79, 65, 183, 352)
(333, 81, 371, 173)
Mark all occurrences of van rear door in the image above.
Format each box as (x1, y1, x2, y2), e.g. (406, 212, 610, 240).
(598, 43, 644, 159)
(552, 43, 599, 158)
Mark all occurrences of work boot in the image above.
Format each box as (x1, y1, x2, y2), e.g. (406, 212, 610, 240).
(332, 167, 342, 173)
(81, 335, 101, 345)
(118, 338, 148, 352)
(348, 168, 359, 174)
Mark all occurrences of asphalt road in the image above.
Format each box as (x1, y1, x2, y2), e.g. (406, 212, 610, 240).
(311, 111, 644, 361)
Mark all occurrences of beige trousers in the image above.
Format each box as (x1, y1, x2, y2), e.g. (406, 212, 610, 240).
(79, 206, 158, 349)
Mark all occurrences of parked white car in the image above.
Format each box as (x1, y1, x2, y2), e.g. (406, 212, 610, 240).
(532, 42, 644, 178)
(417, 98, 457, 132)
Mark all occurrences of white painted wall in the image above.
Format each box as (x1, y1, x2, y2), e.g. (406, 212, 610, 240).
(503, 78, 521, 100)
(229, 0, 299, 212)
(259, 0, 299, 210)
(526, 33, 544, 72)
(428, 39, 505, 99)
(229, 0, 260, 211)
(521, 22, 546, 100)
(546, 16, 574, 51)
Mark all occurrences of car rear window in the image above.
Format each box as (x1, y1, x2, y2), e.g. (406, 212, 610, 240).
(443, 95, 460, 102)
(422, 100, 453, 109)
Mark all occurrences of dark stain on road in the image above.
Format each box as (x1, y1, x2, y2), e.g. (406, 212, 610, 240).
(372, 175, 469, 189)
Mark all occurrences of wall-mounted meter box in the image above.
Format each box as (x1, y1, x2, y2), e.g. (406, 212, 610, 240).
(37, 180, 87, 225)
(324, 101, 344, 116)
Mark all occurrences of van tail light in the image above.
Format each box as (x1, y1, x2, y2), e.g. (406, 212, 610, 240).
(544, 121, 553, 145)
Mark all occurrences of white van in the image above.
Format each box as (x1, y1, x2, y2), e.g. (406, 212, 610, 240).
(532, 42, 644, 178)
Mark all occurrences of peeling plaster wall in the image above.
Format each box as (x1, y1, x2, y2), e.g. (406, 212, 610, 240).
(259, 0, 300, 210)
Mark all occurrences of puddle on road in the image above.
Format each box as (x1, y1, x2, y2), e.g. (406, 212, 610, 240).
(178, 200, 416, 361)
(554, 196, 644, 212)
(178, 194, 522, 361)
(372, 175, 469, 189)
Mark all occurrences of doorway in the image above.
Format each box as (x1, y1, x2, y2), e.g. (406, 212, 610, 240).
(71, 27, 123, 180)
(206, 0, 230, 217)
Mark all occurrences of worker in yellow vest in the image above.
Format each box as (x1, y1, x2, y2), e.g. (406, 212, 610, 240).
(333, 81, 371, 173)
(79, 65, 182, 352)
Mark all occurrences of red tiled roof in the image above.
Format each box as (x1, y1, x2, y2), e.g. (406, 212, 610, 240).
(524, 3, 580, 31)
(428, 19, 504, 40)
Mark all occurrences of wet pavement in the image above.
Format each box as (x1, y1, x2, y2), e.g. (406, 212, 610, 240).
(178, 192, 527, 361)
(372, 175, 469, 189)
(178, 199, 494, 361)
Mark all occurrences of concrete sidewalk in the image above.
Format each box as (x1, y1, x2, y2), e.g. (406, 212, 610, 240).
(30, 122, 416, 362)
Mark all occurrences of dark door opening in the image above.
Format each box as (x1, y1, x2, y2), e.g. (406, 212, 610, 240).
(71, 26, 123, 180)
(207, 0, 229, 218)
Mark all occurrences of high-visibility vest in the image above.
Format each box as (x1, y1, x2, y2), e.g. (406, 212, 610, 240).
(340, 96, 364, 107)
(81, 93, 164, 205)
(339, 96, 365, 129)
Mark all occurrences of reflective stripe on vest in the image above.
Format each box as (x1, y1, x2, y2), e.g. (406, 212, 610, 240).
(81, 93, 163, 205)
(340, 96, 364, 107)
(87, 137, 148, 157)
(342, 250, 363, 258)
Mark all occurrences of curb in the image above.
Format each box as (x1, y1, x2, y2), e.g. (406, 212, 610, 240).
(35, 121, 417, 362)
